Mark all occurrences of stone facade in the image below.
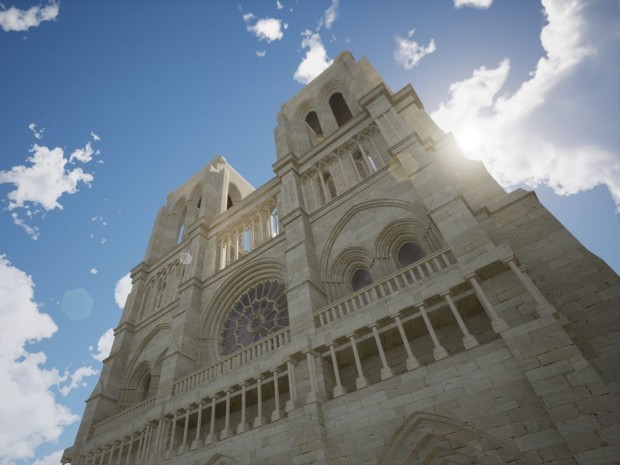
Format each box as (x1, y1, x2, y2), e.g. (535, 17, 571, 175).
(62, 52, 620, 465)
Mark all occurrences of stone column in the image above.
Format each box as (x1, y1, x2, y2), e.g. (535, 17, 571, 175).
(393, 313, 419, 370)
(165, 412, 177, 458)
(115, 439, 125, 465)
(152, 419, 162, 458)
(205, 396, 218, 444)
(505, 259, 555, 316)
(191, 402, 204, 450)
(467, 274, 508, 333)
(370, 324, 393, 380)
(237, 382, 249, 433)
(178, 407, 190, 454)
(328, 343, 346, 397)
(305, 351, 320, 403)
(285, 360, 299, 412)
(442, 292, 479, 349)
(253, 376, 266, 427)
(418, 305, 448, 360)
(348, 334, 369, 389)
(220, 389, 233, 439)
(271, 369, 283, 421)
(124, 435, 134, 465)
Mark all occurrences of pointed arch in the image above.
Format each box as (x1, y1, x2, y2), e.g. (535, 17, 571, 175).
(378, 411, 530, 465)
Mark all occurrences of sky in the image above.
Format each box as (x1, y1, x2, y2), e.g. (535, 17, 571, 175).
(0, 0, 618, 463)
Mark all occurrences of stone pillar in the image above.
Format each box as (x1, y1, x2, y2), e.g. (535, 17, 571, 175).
(253, 376, 266, 427)
(237, 383, 249, 433)
(285, 359, 299, 412)
(348, 334, 369, 389)
(165, 412, 177, 458)
(123, 436, 134, 465)
(328, 343, 346, 397)
(205, 396, 218, 444)
(442, 292, 479, 349)
(505, 259, 556, 316)
(271, 369, 283, 421)
(191, 402, 204, 450)
(178, 407, 190, 454)
(370, 324, 393, 380)
(418, 305, 448, 360)
(393, 313, 419, 370)
(220, 389, 233, 439)
(467, 274, 509, 333)
(305, 351, 320, 403)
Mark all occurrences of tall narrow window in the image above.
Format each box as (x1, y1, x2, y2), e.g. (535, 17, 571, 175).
(316, 174, 326, 204)
(367, 155, 378, 173)
(227, 195, 234, 209)
(139, 373, 151, 401)
(352, 150, 369, 179)
(270, 208, 279, 237)
(305, 111, 323, 137)
(397, 242, 425, 268)
(177, 224, 185, 243)
(197, 197, 202, 209)
(322, 169, 338, 200)
(329, 92, 353, 127)
(351, 268, 373, 292)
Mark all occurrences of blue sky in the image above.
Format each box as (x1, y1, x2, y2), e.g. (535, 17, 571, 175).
(0, 1, 618, 463)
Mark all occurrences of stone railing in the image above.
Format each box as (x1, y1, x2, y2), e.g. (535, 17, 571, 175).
(92, 395, 156, 436)
(172, 327, 291, 396)
(314, 247, 456, 327)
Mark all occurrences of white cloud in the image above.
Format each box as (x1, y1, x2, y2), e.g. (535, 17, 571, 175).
(432, 0, 620, 210)
(89, 268, 98, 275)
(294, 30, 333, 84)
(244, 14, 284, 43)
(69, 141, 96, 163)
(91, 131, 101, 141)
(32, 449, 64, 465)
(276, 1, 283, 10)
(58, 365, 99, 397)
(11, 212, 39, 240)
(0, 136, 98, 238)
(256, 50, 266, 57)
(0, 255, 78, 464)
(454, 0, 494, 9)
(0, 0, 59, 32)
(28, 123, 44, 140)
(318, 0, 339, 30)
(90, 328, 114, 362)
(0, 144, 93, 211)
(394, 30, 436, 70)
(114, 272, 132, 310)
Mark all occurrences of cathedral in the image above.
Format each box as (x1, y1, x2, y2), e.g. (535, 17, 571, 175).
(62, 52, 620, 465)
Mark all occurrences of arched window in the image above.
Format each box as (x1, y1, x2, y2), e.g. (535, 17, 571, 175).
(352, 150, 369, 179)
(221, 280, 289, 355)
(139, 373, 151, 401)
(351, 268, 373, 292)
(177, 224, 185, 243)
(197, 197, 202, 210)
(305, 111, 323, 137)
(227, 183, 242, 210)
(322, 169, 338, 200)
(397, 242, 425, 268)
(329, 92, 353, 127)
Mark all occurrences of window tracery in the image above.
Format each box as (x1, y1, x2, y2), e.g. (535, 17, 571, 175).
(221, 280, 289, 356)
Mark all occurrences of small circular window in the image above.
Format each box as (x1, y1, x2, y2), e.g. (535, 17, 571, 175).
(221, 280, 289, 355)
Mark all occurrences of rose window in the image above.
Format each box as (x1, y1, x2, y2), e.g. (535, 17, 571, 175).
(221, 280, 289, 355)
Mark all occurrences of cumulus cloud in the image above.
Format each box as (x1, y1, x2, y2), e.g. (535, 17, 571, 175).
(58, 365, 99, 397)
(28, 123, 44, 140)
(276, 1, 283, 10)
(256, 50, 266, 58)
(114, 272, 132, 310)
(432, 0, 620, 210)
(0, 132, 99, 239)
(244, 13, 284, 43)
(0, 255, 78, 463)
(294, 30, 333, 84)
(0, 0, 59, 32)
(89, 268, 98, 275)
(318, 0, 339, 30)
(394, 29, 436, 70)
(90, 328, 114, 362)
(91, 131, 101, 141)
(454, 0, 494, 8)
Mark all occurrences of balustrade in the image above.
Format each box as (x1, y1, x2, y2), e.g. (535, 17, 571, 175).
(314, 247, 456, 327)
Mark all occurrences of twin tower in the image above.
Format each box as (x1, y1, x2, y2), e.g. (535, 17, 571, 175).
(63, 52, 620, 465)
